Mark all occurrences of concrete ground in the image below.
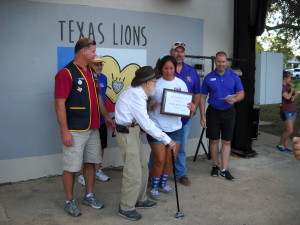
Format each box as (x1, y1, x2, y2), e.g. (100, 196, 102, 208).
(1, 132, 300, 225)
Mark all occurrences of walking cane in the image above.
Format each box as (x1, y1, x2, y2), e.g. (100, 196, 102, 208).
(171, 148, 185, 218)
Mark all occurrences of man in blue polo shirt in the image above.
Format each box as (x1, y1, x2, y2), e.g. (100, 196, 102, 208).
(199, 51, 244, 181)
(170, 41, 201, 186)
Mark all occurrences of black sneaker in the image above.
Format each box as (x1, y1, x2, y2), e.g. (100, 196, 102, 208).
(135, 200, 157, 209)
(220, 170, 235, 181)
(118, 206, 142, 221)
(211, 166, 219, 177)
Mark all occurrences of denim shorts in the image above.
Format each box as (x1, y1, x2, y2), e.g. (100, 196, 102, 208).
(280, 110, 297, 121)
(146, 127, 183, 145)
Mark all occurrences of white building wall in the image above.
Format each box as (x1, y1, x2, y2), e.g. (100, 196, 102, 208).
(33, 0, 234, 70)
(1, 0, 234, 183)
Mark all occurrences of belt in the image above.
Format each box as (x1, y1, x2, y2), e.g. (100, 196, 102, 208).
(116, 123, 139, 134)
(209, 105, 234, 112)
(117, 123, 139, 128)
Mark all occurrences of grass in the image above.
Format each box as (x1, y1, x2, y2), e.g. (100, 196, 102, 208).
(258, 79, 300, 137)
(292, 78, 300, 91)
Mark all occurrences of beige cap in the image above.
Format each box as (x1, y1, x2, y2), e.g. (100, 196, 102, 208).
(93, 55, 105, 63)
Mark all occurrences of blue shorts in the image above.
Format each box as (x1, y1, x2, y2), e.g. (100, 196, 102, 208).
(280, 110, 297, 121)
(146, 128, 182, 145)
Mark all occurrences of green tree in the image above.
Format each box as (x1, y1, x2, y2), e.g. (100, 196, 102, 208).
(257, 0, 300, 65)
(266, 0, 300, 50)
(255, 39, 265, 52)
(260, 36, 294, 66)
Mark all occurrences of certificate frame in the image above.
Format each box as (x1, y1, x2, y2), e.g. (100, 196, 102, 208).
(160, 88, 193, 117)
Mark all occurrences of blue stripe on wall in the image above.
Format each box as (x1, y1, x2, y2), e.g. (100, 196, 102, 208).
(57, 47, 74, 71)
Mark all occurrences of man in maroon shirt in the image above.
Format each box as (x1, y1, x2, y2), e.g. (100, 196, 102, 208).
(54, 38, 114, 217)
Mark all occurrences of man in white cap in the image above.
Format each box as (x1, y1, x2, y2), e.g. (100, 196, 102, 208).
(170, 41, 201, 186)
(92, 55, 111, 181)
(77, 55, 111, 186)
(115, 66, 176, 221)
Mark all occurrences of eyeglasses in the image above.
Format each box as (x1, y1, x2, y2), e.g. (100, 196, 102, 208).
(148, 79, 157, 84)
(93, 63, 103, 67)
(75, 40, 96, 53)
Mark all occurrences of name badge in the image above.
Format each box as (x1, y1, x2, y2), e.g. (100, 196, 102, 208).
(210, 78, 216, 81)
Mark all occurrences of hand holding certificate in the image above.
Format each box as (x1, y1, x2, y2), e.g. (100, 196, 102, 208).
(160, 89, 193, 117)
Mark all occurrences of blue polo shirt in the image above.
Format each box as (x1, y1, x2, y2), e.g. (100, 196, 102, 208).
(200, 68, 244, 110)
(176, 62, 201, 94)
(98, 73, 107, 125)
(175, 62, 201, 125)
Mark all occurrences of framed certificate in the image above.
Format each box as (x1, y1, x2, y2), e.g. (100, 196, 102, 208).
(160, 88, 193, 117)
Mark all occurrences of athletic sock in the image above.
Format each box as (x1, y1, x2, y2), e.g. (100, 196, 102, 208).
(85, 193, 93, 198)
(150, 175, 160, 190)
(159, 173, 170, 188)
(66, 199, 74, 204)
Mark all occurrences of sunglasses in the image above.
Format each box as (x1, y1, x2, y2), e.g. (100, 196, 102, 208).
(75, 40, 96, 53)
(173, 42, 186, 47)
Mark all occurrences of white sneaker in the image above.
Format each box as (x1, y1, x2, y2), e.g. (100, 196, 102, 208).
(95, 169, 110, 181)
(78, 174, 85, 186)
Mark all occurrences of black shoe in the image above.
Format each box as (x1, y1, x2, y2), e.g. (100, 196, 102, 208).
(211, 166, 219, 177)
(118, 207, 141, 221)
(220, 170, 235, 181)
(135, 199, 157, 209)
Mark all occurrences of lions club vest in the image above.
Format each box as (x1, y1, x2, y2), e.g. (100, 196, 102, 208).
(64, 61, 100, 131)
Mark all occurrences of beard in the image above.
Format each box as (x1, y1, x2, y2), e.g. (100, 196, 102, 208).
(216, 66, 226, 73)
(95, 69, 102, 74)
(148, 85, 156, 96)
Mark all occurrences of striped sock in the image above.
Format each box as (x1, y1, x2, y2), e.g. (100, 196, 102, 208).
(150, 175, 160, 190)
(159, 173, 170, 188)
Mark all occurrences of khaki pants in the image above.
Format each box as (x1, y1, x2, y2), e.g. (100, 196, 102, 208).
(116, 126, 148, 211)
